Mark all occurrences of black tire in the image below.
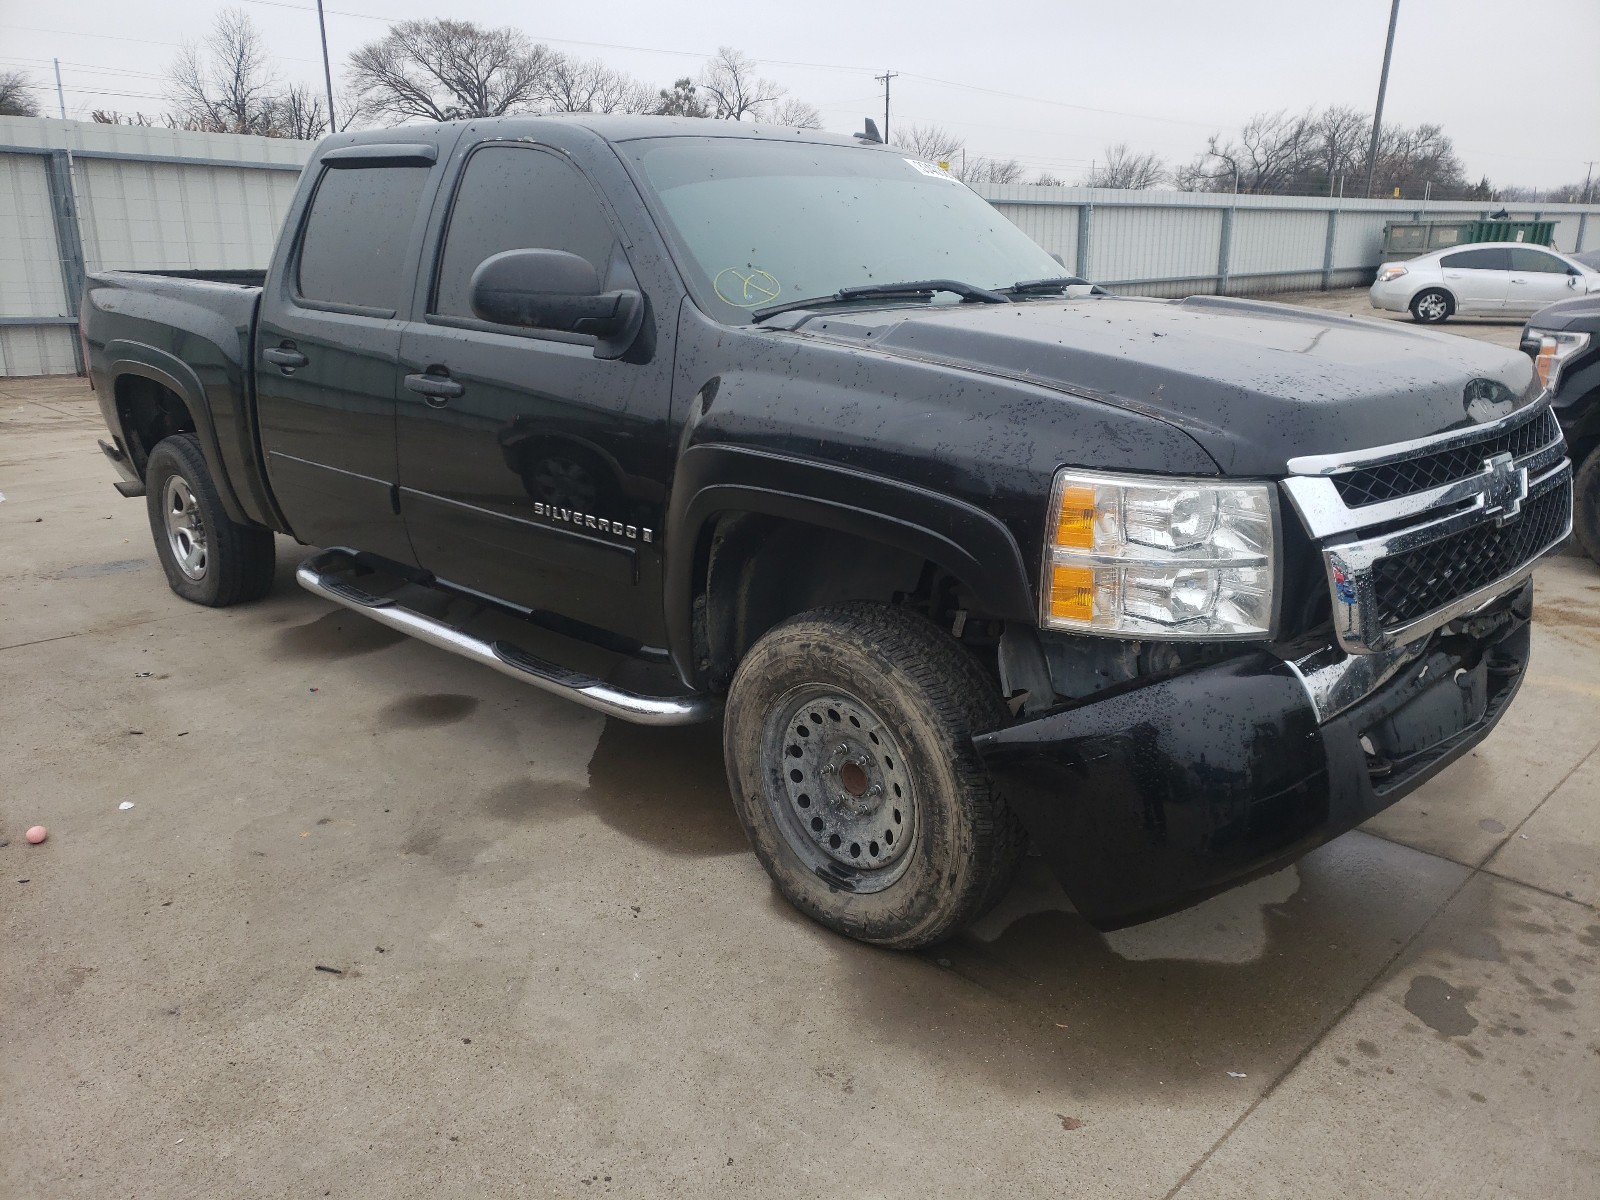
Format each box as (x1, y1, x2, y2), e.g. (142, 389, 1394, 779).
(724, 602, 1027, 949)
(1574, 447, 1600, 565)
(1409, 288, 1452, 324)
(145, 432, 276, 606)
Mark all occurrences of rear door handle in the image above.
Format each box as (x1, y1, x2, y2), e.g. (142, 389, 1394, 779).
(263, 345, 308, 370)
(403, 371, 465, 406)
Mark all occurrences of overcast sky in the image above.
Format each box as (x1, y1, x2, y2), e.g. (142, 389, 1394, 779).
(3, 0, 1596, 190)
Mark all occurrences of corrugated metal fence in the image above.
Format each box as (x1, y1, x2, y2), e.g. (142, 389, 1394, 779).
(973, 183, 1600, 298)
(3, 116, 1598, 376)
(0, 117, 309, 376)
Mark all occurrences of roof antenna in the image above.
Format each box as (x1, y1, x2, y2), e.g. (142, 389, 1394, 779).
(853, 117, 882, 144)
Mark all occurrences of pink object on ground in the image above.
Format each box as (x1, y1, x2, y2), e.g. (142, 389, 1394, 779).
(25, 825, 48, 844)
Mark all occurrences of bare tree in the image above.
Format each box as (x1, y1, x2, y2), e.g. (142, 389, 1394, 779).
(1370, 123, 1467, 198)
(768, 97, 821, 130)
(1084, 142, 1165, 189)
(652, 77, 708, 118)
(347, 18, 557, 122)
(542, 56, 655, 114)
(0, 70, 41, 117)
(696, 47, 783, 121)
(92, 110, 157, 126)
(168, 9, 284, 135)
(271, 84, 331, 140)
(1175, 105, 1470, 198)
(960, 157, 1025, 185)
(1033, 172, 1067, 186)
(894, 122, 963, 164)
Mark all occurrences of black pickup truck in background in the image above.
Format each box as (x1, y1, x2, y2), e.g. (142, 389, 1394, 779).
(1522, 293, 1600, 561)
(82, 116, 1572, 949)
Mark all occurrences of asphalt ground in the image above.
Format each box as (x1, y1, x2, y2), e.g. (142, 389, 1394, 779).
(2, 361, 1596, 1199)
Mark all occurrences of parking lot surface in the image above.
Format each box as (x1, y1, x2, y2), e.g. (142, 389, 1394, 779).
(2, 374, 1597, 1199)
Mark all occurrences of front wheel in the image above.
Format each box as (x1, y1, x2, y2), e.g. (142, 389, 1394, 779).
(1574, 446, 1600, 565)
(723, 603, 1026, 949)
(145, 433, 276, 606)
(1410, 288, 1452, 323)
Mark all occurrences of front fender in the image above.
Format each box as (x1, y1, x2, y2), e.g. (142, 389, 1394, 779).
(663, 443, 1035, 682)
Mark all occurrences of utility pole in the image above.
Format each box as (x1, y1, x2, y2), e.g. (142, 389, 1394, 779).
(1363, 0, 1401, 198)
(315, 0, 337, 133)
(874, 70, 898, 145)
(1583, 161, 1596, 205)
(52, 58, 67, 119)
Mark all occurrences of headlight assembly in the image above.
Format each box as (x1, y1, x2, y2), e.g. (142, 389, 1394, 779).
(1041, 468, 1277, 639)
(1529, 329, 1590, 392)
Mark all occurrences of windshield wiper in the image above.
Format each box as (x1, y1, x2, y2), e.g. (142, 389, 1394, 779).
(751, 278, 1009, 323)
(1004, 275, 1092, 294)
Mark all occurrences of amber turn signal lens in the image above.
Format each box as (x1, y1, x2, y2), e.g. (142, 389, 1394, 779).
(1048, 564, 1095, 622)
(1535, 338, 1557, 389)
(1055, 485, 1096, 549)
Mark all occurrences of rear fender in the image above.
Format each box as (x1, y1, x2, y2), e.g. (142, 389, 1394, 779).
(106, 343, 249, 525)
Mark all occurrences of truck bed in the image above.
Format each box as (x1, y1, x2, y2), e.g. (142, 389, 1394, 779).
(81, 268, 276, 528)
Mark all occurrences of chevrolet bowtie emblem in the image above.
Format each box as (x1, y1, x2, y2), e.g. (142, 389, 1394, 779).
(1479, 452, 1528, 526)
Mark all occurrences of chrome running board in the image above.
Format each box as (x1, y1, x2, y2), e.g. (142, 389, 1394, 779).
(295, 549, 717, 727)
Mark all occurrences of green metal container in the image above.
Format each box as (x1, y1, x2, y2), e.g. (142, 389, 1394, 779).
(1381, 219, 1555, 259)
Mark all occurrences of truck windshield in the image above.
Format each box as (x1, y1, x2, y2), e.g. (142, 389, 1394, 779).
(622, 136, 1063, 324)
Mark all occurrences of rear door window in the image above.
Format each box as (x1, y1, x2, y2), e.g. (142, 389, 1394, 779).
(297, 165, 431, 312)
(1509, 247, 1568, 273)
(1440, 248, 1511, 271)
(431, 146, 618, 321)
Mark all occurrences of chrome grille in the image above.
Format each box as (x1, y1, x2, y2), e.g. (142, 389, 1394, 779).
(1332, 408, 1558, 507)
(1371, 472, 1570, 628)
(1281, 402, 1571, 654)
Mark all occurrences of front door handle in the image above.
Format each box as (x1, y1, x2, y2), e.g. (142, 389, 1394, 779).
(403, 371, 465, 406)
(263, 345, 308, 370)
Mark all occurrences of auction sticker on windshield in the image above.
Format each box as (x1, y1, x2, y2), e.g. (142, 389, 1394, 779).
(904, 158, 954, 179)
(714, 268, 783, 307)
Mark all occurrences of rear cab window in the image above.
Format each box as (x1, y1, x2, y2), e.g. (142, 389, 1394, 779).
(296, 165, 432, 314)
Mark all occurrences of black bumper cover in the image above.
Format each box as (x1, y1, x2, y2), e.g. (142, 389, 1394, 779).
(975, 593, 1531, 930)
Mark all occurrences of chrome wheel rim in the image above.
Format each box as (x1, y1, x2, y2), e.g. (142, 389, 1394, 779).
(1417, 293, 1446, 321)
(163, 474, 208, 580)
(761, 686, 917, 892)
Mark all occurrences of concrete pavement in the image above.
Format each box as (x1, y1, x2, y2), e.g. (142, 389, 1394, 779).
(2, 376, 1596, 1199)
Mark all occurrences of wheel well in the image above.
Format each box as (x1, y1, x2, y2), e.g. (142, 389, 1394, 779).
(696, 513, 995, 690)
(115, 375, 195, 477)
(1414, 286, 1455, 314)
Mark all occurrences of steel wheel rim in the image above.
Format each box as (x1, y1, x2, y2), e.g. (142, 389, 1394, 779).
(1417, 293, 1446, 320)
(761, 685, 917, 892)
(163, 474, 208, 580)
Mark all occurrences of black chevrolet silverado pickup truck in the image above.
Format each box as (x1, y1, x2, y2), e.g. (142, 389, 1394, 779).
(83, 116, 1572, 948)
(1521, 293, 1600, 561)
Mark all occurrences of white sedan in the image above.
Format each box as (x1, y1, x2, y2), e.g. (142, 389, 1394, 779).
(1369, 242, 1600, 324)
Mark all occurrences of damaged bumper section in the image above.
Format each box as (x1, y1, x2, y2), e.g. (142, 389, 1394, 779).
(975, 582, 1533, 930)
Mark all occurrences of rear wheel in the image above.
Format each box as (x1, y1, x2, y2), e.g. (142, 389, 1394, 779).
(1410, 288, 1452, 323)
(145, 433, 276, 606)
(724, 603, 1026, 949)
(1574, 446, 1600, 565)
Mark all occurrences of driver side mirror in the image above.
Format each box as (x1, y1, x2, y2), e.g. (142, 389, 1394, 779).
(469, 249, 644, 358)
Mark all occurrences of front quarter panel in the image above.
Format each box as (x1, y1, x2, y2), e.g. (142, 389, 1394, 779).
(662, 302, 1220, 675)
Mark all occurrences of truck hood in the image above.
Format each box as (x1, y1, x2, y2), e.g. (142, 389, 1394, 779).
(789, 294, 1541, 476)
